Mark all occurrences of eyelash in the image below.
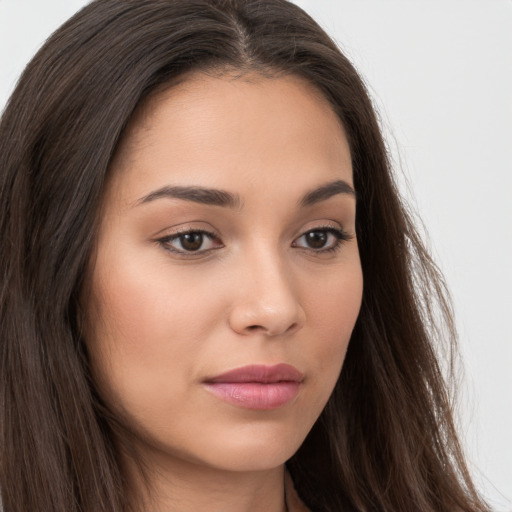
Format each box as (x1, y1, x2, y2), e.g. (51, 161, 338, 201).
(157, 229, 221, 256)
(157, 226, 352, 257)
(292, 226, 352, 254)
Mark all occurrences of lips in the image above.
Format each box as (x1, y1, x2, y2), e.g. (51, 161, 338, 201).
(203, 364, 303, 410)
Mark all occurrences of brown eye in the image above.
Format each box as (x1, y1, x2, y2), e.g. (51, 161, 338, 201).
(180, 232, 204, 251)
(293, 227, 349, 253)
(158, 230, 222, 254)
(304, 231, 328, 249)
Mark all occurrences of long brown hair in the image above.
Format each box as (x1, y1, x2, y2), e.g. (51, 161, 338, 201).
(0, 1, 488, 511)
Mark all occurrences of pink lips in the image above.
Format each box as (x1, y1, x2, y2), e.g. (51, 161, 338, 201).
(203, 364, 303, 410)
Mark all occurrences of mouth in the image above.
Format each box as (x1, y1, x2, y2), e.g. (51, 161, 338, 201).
(203, 364, 303, 410)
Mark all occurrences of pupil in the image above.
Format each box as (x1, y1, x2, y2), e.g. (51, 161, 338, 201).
(306, 231, 327, 249)
(181, 233, 203, 251)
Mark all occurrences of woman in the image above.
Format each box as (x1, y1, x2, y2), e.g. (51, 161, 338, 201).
(0, 1, 489, 511)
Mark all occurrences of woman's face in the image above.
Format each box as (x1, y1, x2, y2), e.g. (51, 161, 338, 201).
(85, 72, 363, 473)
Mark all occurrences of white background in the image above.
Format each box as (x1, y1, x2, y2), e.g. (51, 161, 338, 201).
(1, 1, 511, 510)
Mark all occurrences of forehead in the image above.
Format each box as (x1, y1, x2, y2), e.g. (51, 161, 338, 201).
(108, 71, 352, 204)
(128, 70, 343, 135)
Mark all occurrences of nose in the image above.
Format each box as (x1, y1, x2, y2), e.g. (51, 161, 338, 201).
(227, 252, 306, 337)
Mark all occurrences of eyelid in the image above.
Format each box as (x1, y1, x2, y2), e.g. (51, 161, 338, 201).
(295, 221, 351, 240)
(156, 227, 223, 256)
(292, 224, 353, 253)
(154, 221, 353, 257)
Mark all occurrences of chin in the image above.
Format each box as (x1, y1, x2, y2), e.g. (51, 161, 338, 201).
(204, 439, 299, 472)
(201, 415, 313, 470)
(132, 419, 311, 474)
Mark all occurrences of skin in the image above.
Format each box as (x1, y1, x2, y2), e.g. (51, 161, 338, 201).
(85, 71, 363, 512)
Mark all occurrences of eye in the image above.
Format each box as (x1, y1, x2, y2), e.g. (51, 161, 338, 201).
(157, 230, 222, 254)
(293, 227, 350, 252)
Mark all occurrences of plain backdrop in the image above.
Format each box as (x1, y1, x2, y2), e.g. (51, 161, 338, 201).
(1, 1, 511, 510)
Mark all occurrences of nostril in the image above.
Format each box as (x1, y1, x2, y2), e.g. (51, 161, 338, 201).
(245, 322, 300, 336)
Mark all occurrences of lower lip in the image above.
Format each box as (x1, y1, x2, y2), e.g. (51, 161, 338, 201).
(204, 382, 300, 410)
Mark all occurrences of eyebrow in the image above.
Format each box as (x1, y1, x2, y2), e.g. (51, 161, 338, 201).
(136, 179, 355, 209)
(299, 179, 355, 207)
(137, 185, 243, 209)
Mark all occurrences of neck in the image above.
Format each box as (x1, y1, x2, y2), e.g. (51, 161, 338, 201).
(121, 446, 288, 512)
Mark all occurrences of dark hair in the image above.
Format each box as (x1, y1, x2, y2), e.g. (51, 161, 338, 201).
(0, 1, 488, 511)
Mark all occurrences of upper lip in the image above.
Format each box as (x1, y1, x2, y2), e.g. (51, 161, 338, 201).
(204, 364, 304, 384)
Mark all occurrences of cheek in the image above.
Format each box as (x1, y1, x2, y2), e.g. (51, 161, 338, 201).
(89, 245, 216, 351)
(84, 249, 218, 417)
(306, 260, 363, 357)
(295, 256, 363, 414)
